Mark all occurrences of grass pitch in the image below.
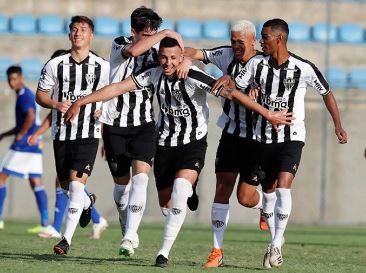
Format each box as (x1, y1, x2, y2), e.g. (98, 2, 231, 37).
(0, 221, 366, 273)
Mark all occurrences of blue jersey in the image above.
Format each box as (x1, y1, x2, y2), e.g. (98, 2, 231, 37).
(10, 87, 42, 153)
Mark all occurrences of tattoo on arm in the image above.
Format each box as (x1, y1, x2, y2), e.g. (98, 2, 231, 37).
(219, 86, 234, 99)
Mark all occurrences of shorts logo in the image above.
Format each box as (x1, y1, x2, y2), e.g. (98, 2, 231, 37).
(111, 110, 120, 119)
(194, 161, 200, 169)
(263, 212, 273, 219)
(129, 204, 143, 213)
(212, 220, 225, 228)
(69, 208, 78, 214)
(277, 213, 289, 221)
(110, 162, 118, 173)
(293, 132, 297, 136)
(171, 208, 182, 215)
(85, 164, 91, 171)
(86, 73, 96, 86)
(293, 164, 297, 172)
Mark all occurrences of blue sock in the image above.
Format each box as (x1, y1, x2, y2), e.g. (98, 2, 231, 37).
(91, 207, 100, 224)
(33, 185, 49, 227)
(0, 185, 6, 220)
(53, 187, 68, 232)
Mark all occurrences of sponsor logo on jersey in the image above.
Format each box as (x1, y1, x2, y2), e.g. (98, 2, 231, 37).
(62, 89, 92, 102)
(129, 204, 143, 213)
(212, 50, 223, 57)
(85, 73, 95, 86)
(261, 94, 288, 110)
(112, 44, 122, 51)
(313, 79, 324, 92)
(283, 77, 295, 91)
(161, 103, 191, 117)
(141, 71, 151, 80)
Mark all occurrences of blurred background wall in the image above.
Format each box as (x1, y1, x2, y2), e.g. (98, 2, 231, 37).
(0, 0, 365, 225)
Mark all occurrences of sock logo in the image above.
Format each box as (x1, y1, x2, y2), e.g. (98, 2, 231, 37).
(171, 208, 182, 215)
(129, 205, 143, 213)
(263, 212, 273, 219)
(277, 213, 289, 221)
(212, 220, 224, 228)
(69, 208, 78, 214)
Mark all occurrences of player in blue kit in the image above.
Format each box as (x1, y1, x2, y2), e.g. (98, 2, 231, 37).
(0, 65, 49, 232)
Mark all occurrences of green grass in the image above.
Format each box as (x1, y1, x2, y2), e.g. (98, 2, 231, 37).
(1, 221, 366, 272)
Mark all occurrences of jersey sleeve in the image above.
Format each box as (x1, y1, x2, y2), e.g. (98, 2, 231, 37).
(304, 63, 330, 96)
(131, 64, 160, 89)
(201, 46, 232, 72)
(186, 66, 221, 97)
(19, 92, 36, 114)
(109, 36, 131, 64)
(234, 57, 256, 90)
(37, 61, 56, 92)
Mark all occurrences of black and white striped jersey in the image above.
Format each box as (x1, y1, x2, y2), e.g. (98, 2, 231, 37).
(202, 46, 262, 139)
(38, 50, 109, 141)
(132, 65, 220, 147)
(99, 36, 159, 127)
(235, 52, 330, 144)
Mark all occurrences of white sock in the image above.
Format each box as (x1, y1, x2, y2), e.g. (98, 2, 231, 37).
(273, 188, 292, 247)
(83, 189, 91, 209)
(251, 189, 263, 209)
(63, 181, 85, 244)
(158, 178, 193, 258)
(161, 207, 170, 217)
(113, 182, 131, 235)
(263, 191, 277, 242)
(124, 173, 148, 242)
(211, 202, 229, 249)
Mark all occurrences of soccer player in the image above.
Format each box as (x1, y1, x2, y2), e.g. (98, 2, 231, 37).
(96, 6, 184, 255)
(28, 112, 108, 240)
(64, 37, 293, 267)
(184, 20, 268, 267)
(0, 65, 49, 232)
(228, 18, 348, 268)
(36, 16, 110, 254)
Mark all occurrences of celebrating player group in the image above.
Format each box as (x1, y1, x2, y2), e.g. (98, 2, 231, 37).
(9, 5, 346, 269)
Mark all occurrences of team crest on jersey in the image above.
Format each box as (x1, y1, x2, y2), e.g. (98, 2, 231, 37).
(283, 77, 295, 91)
(172, 89, 183, 102)
(85, 73, 95, 86)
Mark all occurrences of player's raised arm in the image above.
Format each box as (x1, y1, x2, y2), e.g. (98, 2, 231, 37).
(184, 47, 205, 61)
(64, 76, 137, 122)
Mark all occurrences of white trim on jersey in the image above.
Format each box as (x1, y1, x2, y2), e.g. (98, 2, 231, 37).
(235, 52, 330, 143)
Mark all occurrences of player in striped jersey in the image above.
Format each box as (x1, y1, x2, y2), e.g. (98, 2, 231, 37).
(36, 16, 110, 255)
(64, 37, 293, 267)
(185, 20, 269, 267)
(231, 18, 348, 268)
(98, 7, 184, 256)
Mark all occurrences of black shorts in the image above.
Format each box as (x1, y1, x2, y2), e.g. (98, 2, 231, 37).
(154, 136, 207, 191)
(257, 141, 305, 185)
(102, 122, 156, 177)
(53, 138, 99, 182)
(215, 131, 260, 186)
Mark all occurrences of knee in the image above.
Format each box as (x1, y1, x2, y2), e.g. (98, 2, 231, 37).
(237, 192, 253, 208)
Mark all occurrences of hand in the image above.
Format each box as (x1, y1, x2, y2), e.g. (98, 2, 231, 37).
(335, 126, 347, 144)
(55, 101, 72, 113)
(267, 109, 295, 132)
(64, 102, 81, 123)
(27, 134, 38, 146)
(94, 109, 102, 119)
(249, 85, 260, 101)
(211, 75, 233, 95)
(176, 58, 192, 79)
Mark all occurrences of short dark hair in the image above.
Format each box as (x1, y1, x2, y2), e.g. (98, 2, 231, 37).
(69, 15, 94, 32)
(6, 65, 22, 77)
(263, 18, 289, 36)
(131, 6, 162, 32)
(159, 37, 179, 49)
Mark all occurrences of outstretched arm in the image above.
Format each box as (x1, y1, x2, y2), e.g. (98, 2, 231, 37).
(124, 29, 184, 58)
(0, 127, 16, 141)
(64, 76, 137, 122)
(184, 47, 205, 61)
(323, 91, 348, 144)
